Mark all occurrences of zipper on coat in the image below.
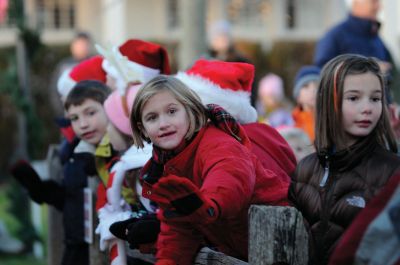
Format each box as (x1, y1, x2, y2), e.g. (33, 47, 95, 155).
(320, 155, 329, 187)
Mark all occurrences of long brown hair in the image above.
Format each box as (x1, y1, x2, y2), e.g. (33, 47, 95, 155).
(315, 54, 397, 153)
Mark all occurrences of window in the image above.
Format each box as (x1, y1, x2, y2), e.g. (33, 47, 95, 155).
(167, 0, 179, 29)
(227, 0, 271, 27)
(286, 0, 296, 29)
(36, 0, 75, 29)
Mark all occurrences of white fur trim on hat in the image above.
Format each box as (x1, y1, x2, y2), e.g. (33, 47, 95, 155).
(57, 68, 77, 100)
(176, 72, 257, 124)
(97, 44, 160, 94)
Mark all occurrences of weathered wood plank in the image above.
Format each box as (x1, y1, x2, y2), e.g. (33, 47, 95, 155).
(248, 205, 308, 265)
(46, 144, 64, 265)
(127, 246, 248, 265)
(194, 247, 248, 265)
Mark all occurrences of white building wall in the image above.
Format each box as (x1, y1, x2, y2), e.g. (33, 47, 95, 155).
(381, 0, 400, 65)
(99, 0, 129, 46)
(0, 0, 399, 64)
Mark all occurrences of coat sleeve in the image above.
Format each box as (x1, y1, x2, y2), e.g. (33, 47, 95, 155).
(197, 139, 257, 219)
(156, 220, 203, 265)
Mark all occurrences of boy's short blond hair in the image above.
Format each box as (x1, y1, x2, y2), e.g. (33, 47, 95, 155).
(130, 75, 207, 148)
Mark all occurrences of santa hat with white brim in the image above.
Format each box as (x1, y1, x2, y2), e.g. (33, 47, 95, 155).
(57, 55, 106, 100)
(176, 59, 257, 124)
(97, 39, 170, 93)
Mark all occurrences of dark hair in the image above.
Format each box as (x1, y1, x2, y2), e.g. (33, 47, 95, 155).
(315, 54, 397, 153)
(74, 31, 91, 41)
(64, 80, 111, 110)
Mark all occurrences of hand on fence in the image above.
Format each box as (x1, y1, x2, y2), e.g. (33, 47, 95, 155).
(110, 213, 160, 252)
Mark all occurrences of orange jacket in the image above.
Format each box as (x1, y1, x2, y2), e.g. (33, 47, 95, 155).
(292, 106, 315, 141)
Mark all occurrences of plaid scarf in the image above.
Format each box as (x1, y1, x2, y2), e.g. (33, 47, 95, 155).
(206, 104, 245, 143)
(143, 104, 248, 184)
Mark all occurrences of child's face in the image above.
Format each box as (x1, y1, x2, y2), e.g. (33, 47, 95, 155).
(67, 98, 109, 145)
(341, 72, 382, 146)
(107, 123, 128, 152)
(298, 81, 317, 111)
(140, 90, 190, 150)
(286, 137, 313, 162)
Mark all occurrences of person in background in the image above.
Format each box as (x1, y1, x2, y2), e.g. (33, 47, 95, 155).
(256, 73, 294, 128)
(292, 65, 320, 142)
(289, 54, 400, 265)
(129, 75, 289, 264)
(277, 127, 314, 162)
(95, 86, 154, 265)
(10, 57, 107, 265)
(206, 20, 249, 64)
(205, 20, 258, 106)
(94, 39, 170, 265)
(50, 32, 94, 116)
(314, 0, 392, 73)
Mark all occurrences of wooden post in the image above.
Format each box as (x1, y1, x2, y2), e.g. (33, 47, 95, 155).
(248, 206, 309, 265)
(87, 176, 108, 265)
(46, 144, 64, 265)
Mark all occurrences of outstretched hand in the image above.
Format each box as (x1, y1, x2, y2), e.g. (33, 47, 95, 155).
(10, 160, 44, 203)
(150, 175, 218, 223)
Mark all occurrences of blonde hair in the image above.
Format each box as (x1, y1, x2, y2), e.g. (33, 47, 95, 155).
(315, 54, 397, 153)
(130, 75, 207, 148)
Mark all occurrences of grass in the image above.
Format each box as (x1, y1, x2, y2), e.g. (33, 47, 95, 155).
(0, 181, 49, 265)
(0, 254, 46, 265)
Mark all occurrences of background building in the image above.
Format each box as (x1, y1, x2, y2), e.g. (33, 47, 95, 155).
(1, 0, 399, 67)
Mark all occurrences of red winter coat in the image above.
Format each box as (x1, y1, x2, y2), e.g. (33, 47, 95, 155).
(141, 124, 290, 264)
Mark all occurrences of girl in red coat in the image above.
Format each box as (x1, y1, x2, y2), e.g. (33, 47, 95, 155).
(129, 75, 289, 265)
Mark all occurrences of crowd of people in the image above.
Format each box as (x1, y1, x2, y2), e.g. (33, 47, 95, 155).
(7, 0, 400, 265)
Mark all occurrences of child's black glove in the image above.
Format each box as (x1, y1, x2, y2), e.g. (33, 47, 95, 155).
(10, 160, 44, 204)
(110, 213, 160, 250)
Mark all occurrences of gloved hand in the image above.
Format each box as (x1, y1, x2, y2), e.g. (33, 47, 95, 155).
(110, 213, 160, 251)
(150, 175, 219, 224)
(10, 160, 44, 204)
(95, 204, 131, 251)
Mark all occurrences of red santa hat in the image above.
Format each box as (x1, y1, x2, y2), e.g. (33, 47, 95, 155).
(98, 39, 170, 93)
(57, 55, 106, 99)
(176, 59, 257, 124)
(104, 84, 140, 136)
